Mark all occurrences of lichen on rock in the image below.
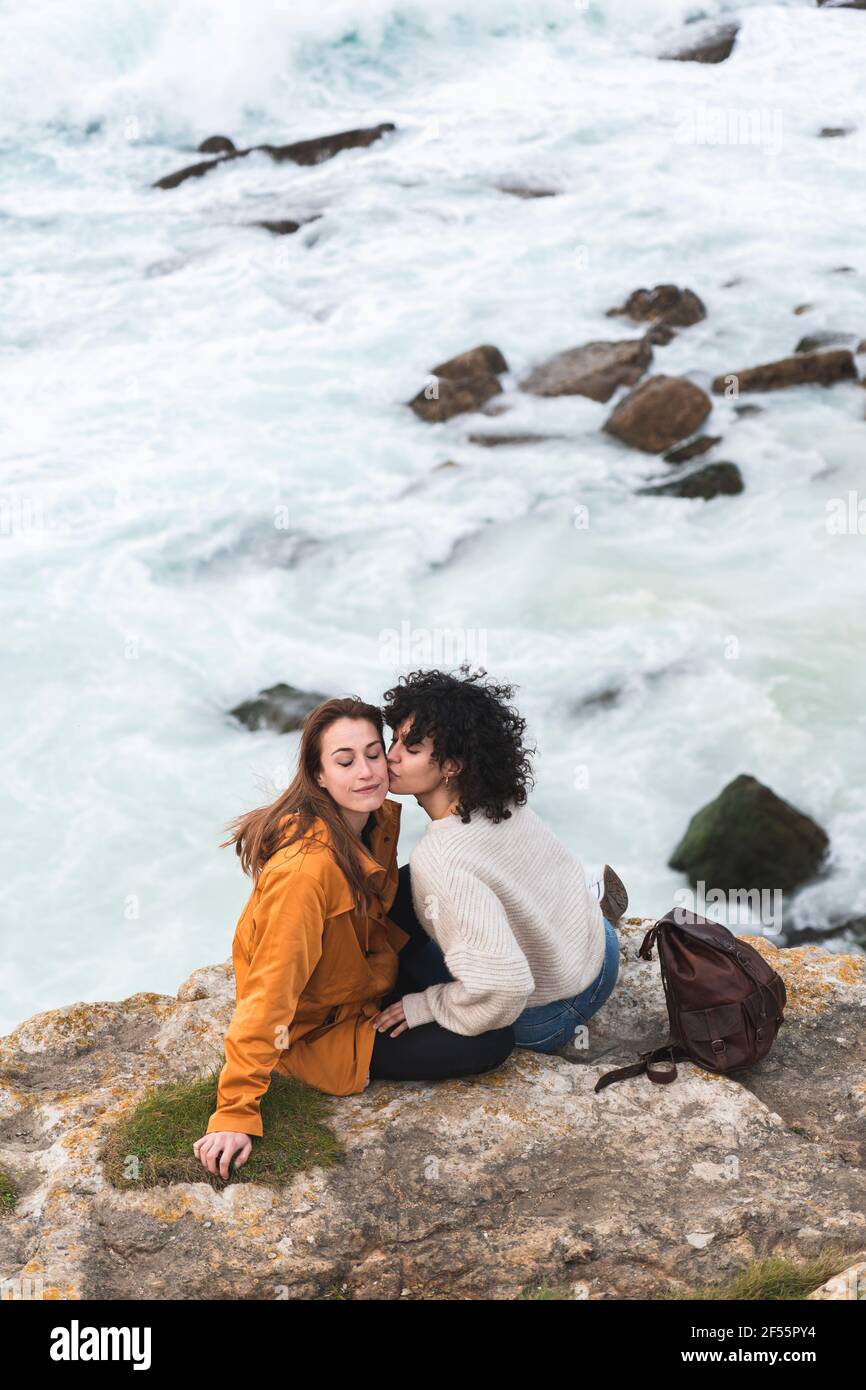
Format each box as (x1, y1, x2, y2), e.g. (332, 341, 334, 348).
(0, 918, 864, 1300)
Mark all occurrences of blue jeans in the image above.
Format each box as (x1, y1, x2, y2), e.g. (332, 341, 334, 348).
(511, 917, 621, 1053)
(390, 863, 619, 1054)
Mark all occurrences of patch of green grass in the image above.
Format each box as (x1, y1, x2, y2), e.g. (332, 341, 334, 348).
(100, 1061, 344, 1191)
(663, 1249, 860, 1301)
(314, 1281, 354, 1300)
(518, 1279, 570, 1300)
(0, 1167, 16, 1212)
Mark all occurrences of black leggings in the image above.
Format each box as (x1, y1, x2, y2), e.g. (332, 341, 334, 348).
(368, 864, 514, 1082)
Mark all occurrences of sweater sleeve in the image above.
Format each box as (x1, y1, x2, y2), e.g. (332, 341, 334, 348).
(206, 868, 326, 1138)
(400, 855, 535, 1036)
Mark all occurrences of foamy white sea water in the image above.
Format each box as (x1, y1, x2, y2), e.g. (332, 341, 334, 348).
(2, 0, 865, 1033)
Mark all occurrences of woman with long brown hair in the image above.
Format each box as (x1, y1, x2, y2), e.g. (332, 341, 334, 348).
(193, 696, 514, 1180)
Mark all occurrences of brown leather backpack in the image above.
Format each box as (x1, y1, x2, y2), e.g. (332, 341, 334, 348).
(595, 908, 788, 1092)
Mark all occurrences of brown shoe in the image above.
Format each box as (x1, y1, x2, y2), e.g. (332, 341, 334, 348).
(599, 864, 628, 922)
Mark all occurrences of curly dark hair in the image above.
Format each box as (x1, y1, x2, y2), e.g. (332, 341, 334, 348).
(381, 664, 535, 823)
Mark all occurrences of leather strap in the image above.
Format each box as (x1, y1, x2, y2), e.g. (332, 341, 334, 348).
(594, 1042, 688, 1093)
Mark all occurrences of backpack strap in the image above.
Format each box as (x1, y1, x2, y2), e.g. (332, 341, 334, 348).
(638, 926, 660, 960)
(594, 1041, 690, 1093)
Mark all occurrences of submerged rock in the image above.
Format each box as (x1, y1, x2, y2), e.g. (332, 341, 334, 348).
(669, 774, 830, 896)
(229, 682, 330, 733)
(571, 664, 677, 713)
(776, 918, 866, 952)
(0, 920, 863, 1299)
(603, 375, 713, 453)
(495, 183, 559, 199)
(659, 21, 740, 64)
(153, 122, 397, 191)
(637, 460, 744, 500)
(520, 339, 652, 403)
(663, 434, 723, 465)
(246, 215, 323, 236)
(794, 330, 862, 354)
(836, 917, 866, 951)
(465, 432, 563, 447)
(576, 685, 622, 711)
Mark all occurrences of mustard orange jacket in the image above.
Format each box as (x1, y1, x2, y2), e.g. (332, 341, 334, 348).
(206, 797, 408, 1138)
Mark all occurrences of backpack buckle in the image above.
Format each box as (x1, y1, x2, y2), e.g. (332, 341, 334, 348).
(711, 1038, 726, 1054)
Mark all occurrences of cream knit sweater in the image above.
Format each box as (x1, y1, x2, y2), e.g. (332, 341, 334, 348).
(399, 801, 606, 1035)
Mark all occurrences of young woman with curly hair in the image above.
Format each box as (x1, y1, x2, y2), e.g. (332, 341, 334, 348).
(375, 667, 628, 1055)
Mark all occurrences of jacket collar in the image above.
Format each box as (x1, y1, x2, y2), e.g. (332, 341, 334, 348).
(288, 796, 400, 884)
(355, 797, 401, 883)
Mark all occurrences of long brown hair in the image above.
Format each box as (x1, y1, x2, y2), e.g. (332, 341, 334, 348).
(221, 696, 387, 908)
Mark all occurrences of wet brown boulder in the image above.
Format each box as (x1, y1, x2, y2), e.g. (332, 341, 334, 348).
(603, 375, 713, 453)
(520, 339, 652, 403)
(408, 345, 509, 423)
(198, 135, 237, 155)
(643, 323, 677, 346)
(711, 350, 857, 395)
(431, 345, 509, 379)
(606, 284, 706, 330)
(408, 378, 503, 424)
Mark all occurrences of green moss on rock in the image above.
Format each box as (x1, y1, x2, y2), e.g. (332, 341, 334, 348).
(669, 773, 829, 894)
(100, 1062, 344, 1192)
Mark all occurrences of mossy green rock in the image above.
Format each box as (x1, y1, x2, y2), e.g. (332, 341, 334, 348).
(669, 773, 829, 894)
(229, 682, 330, 734)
